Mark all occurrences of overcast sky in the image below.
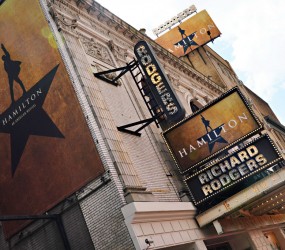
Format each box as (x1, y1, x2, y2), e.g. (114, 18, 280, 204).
(97, 0, 285, 124)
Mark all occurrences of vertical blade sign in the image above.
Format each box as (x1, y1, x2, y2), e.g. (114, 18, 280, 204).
(134, 41, 185, 130)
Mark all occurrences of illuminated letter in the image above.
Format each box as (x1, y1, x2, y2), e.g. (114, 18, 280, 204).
(162, 93, 173, 105)
(202, 185, 213, 196)
(230, 156, 241, 168)
(229, 169, 240, 180)
(246, 159, 258, 171)
(136, 45, 147, 56)
(211, 166, 222, 177)
(146, 64, 156, 76)
(237, 150, 249, 162)
(219, 174, 231, 186)
(246, 145, 258, 157)
(198, 173, 209, 184)
(150, 72, 162, 84)
(206, 170, 214, 180)
(219, 160, 231, 172)
(166, 103, 178, 115)
(238, 164, 249, 176)
(156, 82, 167, 95)
(141, 55, 152, 66)
(255, 154, 267, 166)
(210, 180, 221, 191)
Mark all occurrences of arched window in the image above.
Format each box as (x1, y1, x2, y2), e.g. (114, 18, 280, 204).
(190, 100, 200, 112)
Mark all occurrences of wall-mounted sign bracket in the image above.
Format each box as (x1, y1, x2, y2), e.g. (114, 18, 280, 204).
(94, 58, 165, 136)
(94, 59, 138, 86)
(117, 114, 161, 137)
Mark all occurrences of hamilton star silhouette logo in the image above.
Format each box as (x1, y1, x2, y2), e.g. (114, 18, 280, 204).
(0, 60, 64, 176)
(197, 114, 227, 153)
(174, 26, 198, 54)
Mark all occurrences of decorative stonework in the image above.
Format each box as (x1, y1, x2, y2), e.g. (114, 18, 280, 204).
(167, 74, 180, 87)
(48, 4, 78, 33)
(107, 40, 128, 62)
(81, 37, 114, 66)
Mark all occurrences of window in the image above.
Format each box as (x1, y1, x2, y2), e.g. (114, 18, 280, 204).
(190, 100, 200, 112)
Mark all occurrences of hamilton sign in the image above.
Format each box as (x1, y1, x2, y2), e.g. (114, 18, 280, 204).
(162, 87, 262, 173)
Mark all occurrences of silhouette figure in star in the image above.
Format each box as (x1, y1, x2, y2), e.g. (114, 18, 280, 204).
(201, 114, 213, 133)
(1, 43, 26, 105)
(178, 26, 188, 40)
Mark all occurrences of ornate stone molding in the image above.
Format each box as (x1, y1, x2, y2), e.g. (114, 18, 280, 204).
(107, 40, 128, 62)
(49, 5, 77, 32)
(80, 37, 114, 66)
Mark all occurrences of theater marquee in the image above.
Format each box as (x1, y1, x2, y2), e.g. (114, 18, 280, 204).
(155, 10, 221, 57)
(185, 134, 282, 205)
(162, 88, 262, 174)
(0, 0, 104, 237)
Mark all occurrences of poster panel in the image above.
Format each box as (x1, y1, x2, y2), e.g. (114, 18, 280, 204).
(0, 0, 104, 237)
(155, 10, 221, 57)
(162, 88, 262, 174)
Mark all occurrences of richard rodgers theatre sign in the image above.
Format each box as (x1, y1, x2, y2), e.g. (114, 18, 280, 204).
(185, 134, 282, 205)
(163, 87, 283, 208)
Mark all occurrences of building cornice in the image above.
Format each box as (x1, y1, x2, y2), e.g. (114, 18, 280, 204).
(49, 0, 226, 95)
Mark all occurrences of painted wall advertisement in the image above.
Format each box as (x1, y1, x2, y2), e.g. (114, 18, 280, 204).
(0, 0, 104, 237)
(185, 135, 282, 206)
(155, 10, 221, 57)
(162, 88, 262, 174)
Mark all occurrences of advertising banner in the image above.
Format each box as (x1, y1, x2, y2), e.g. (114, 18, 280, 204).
(0, 0, 104, 237)
(155, 10, 221, 58)
(185, 134, 282, 205)
(162, 88, 262, 174)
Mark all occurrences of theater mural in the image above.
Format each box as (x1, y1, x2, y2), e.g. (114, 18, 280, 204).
(0, 0, 104, 237)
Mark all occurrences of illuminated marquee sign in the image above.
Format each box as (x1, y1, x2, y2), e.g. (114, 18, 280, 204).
(155, 10, 221, 57)
(162, 87, 262, 174)
(185, 134, 282, 205)
(134, 41, 185, 129)
(152, 5, 197, 36)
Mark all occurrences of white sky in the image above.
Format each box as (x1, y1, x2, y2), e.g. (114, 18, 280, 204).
(97, 0, 285, 124)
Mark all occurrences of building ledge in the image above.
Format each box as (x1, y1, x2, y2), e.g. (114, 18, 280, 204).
(122, 202, 196, 224)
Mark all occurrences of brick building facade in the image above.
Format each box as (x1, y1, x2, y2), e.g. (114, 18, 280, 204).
(0, 0, 285, 249)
